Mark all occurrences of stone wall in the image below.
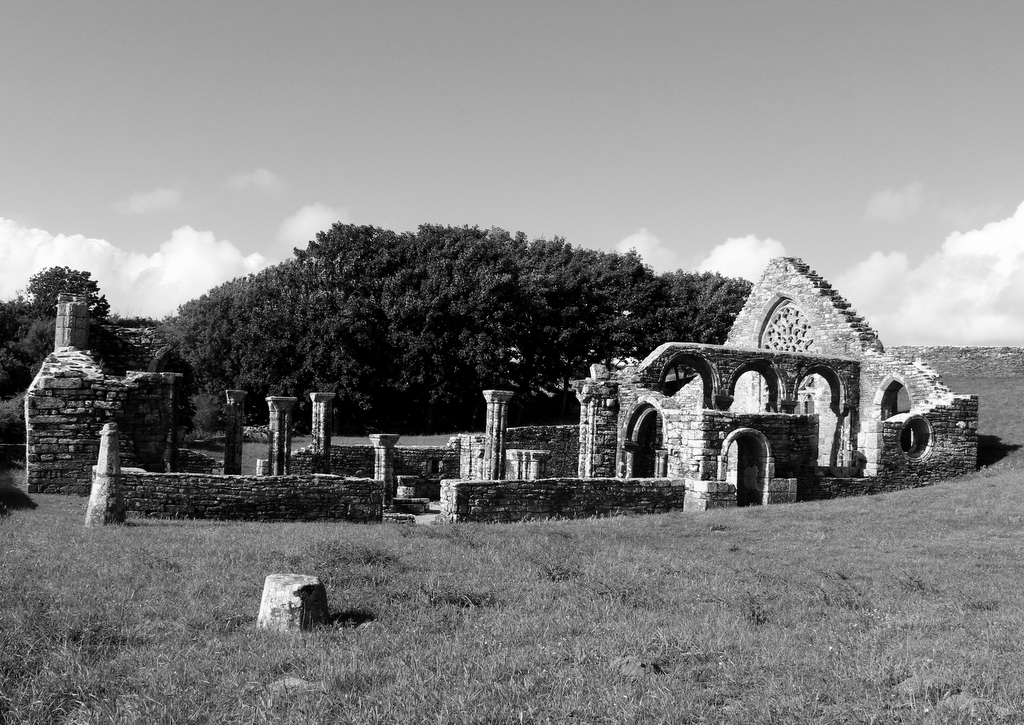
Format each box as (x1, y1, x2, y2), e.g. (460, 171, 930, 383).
(440, 477, 692, 523)
(26, 348, 179, 494)
(176, 448, 221, 474)
(291, 443, 459, 482)
(888, 346, 1024, 378)
(121, 471, 383, 522)
(88, 325, 170, 376)
(505, 425, 579, 477)
(726, 257, 882, 357)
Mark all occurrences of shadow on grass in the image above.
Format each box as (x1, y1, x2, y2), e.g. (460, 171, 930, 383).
(977, 434, 1022, 468)
(0, 481, 36, 513)
(329, 608, 376, 627)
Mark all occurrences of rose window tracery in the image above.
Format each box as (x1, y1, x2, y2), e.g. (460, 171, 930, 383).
(760, 301, 813, 352)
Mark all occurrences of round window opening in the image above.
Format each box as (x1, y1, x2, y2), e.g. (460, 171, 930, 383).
(899, 416, 931, 460)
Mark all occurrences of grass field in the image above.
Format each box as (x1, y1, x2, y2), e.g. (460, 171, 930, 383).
(1, 380, 1023, 723)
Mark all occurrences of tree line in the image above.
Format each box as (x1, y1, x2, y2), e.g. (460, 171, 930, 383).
(166, 224, 751, 433)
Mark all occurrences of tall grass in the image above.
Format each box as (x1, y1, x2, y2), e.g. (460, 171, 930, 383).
(1, 380, 1022, 723)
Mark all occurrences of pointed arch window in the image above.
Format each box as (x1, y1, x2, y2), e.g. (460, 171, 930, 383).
(760, 300, 813, 352)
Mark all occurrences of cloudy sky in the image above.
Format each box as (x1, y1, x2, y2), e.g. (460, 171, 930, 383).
(2, 2, 1023, 344)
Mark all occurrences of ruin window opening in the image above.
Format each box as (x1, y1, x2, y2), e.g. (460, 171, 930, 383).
(900, 417, 931, 460)
(880, 381, 911, 420)
(660, 354, 713, 408)
(729, 364, 779, 413)
(759, 299, 814, 352)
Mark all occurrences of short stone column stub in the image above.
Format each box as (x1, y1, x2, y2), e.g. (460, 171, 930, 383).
(256, 573, 329, 632)
(223, 390, 247, 475)
(482, 389, 514, 480)
(369, 433, 400, 505)
(266, 396, 298, 476)
(85, 422, 125, 527)
(309, 392, 336, 474)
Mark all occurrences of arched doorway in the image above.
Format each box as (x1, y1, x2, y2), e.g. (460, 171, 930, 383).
(623, 404, 663, 478)
(719, 428, 772, 507)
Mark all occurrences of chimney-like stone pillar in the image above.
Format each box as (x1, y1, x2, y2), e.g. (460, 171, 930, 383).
(369, 433, 400, 505)
(482, 389, 514, 480)
(223, 390, 247, 475)
(266, 396, 297, 475)
(309, 392, 336, 474)
(576, 370, 619, 479)
(85, 423, 125, 526)
(55, 293, 90, 350)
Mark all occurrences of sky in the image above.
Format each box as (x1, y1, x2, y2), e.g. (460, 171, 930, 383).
(1, 1, 1023, 345)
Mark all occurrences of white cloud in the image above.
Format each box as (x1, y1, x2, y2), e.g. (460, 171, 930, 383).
(865, 182, 924, 223)
(695, 235, 787, 282)
(0, 217, 269, 318)
(615, 228, 685, 272)
(837, 200, 1024, 344)
(112, 187, 182, 215)
(276, 203, 350, 257)
(228, 168, 285, 194)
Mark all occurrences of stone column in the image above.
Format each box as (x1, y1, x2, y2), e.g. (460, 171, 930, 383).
(576, 372, 619, 479)
(161, 372, 182, 472)
(506, 449, 551, 480)
(482, 389, 514, 480)
(369, 433, 400, 504)
(309, 392, 336, 474)
(85, 423, 125, 526)
(266, 396, 297, 476)
(223, 390, 247, 475)
(54, 293, 90, 350)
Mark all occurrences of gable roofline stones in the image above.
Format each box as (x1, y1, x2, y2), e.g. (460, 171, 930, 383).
(726, 257, 883, 357)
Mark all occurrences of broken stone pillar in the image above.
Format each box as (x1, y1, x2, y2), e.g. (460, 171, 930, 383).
(54, 293, 90, 350)
(506, 449, 551, 480)
(482, 389, 514, 480)
(266, 396, 297, 475)
(576, 368, 619, 478)
(369, 433, 400, 504)
(223, 390, 247, 475)
(85, 423, 125, 526)
(256, 574, 329, 632)
(309, 392, 336, 474)
(161, 373, 181, 472)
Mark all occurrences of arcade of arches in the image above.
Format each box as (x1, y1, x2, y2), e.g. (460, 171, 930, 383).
(574, 257, 979, 510)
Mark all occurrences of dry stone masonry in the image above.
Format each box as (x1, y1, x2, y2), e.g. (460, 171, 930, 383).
(26, 301, 181, 494)
(32, 257, 984, 526)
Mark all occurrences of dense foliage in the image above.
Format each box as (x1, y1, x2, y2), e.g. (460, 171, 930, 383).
(167, 224, 750, 432)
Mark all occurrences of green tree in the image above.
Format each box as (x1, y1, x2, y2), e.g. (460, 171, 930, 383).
(26, 266, 110, 320)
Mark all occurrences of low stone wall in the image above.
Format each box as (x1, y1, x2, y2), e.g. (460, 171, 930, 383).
(505, 425, 579, 478)
(120, 471, 383, 522)
(888, 346, 1024, 378)
(175, 448, 221, 474)
(440, 477, 694, 523)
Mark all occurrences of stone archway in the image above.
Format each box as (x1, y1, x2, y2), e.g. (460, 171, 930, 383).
(718, 428, 774, 507)
(796, 365, 851, 467)
(623, 404, 664, 478)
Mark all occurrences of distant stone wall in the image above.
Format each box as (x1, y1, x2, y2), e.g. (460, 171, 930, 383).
(26, 348, 179, 495)
(121, 471, 383, 522)
(176, 448, 221, 474)
(888, 346, 1024, 378)
(440, 477, 692, 523)
(291, 443, 459, 481)
(506, 425, 579, 478)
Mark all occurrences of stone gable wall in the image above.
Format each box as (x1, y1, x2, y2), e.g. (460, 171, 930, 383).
(26, 348, 178, 495)
(726, 258, 882, 357)
(121, 471, 383, 522)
